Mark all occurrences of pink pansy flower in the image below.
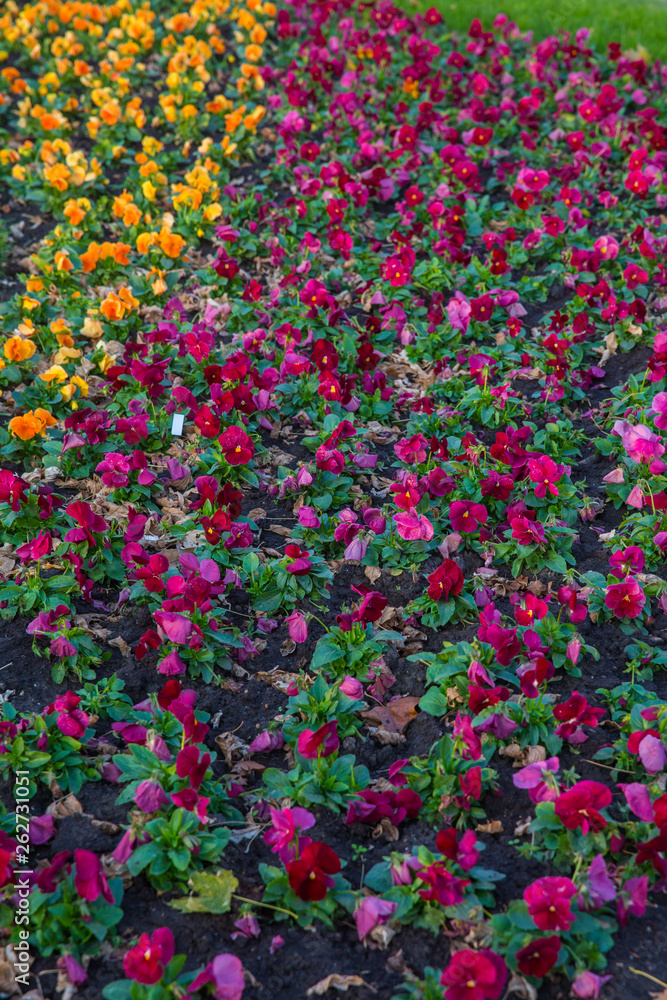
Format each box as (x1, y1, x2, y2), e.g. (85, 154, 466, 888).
(513, 757, 560, 802)
(285, 611, 308, 643)
(446, 292, 472, 332)
(29, 814, 55, 844)
(593, 234, 619, 259)
(608, 545, 645, 578)
(73, 849, 114, 903)
(571, 971, 613, 998)
(605, 576, 646, 619)
(49, 692, 89, 738)
(449, 500, 488, 533)
(617, 875, 648, 925)
(297, 505, 320, 528)
(527, 455, 564, 497)
(393, 510, 434, 541)
(297, 721, 339, 759)
(264, 806, 315, 855)
(340, 675, 363, 699)
(134, 780, 169, 813)
(353, 896, 397, 940)
(618, 782, 654, 822)
(612, 420, 665, 467)
(524, 876, 577, 931)
(188, 953, 245, 1000)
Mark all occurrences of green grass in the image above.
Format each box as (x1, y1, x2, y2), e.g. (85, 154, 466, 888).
(409, 0, 667, 60)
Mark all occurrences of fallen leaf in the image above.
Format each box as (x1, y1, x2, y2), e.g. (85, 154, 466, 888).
(229, 760, 265, 783)
(0, 555, 15, 575)
(48, 793, 83, 818)
(255, 669, 308, 692)
(369, 922, 397, 949)
(446, 686, 464, 705)
(248, 507, 266, 521)
(506, 972, 538, 999)
(306, 974, 375, 996)
(385, 949, 414, 977)
(475, 820, 503, 834)
(361, 696, 419, 735)
(170, 869, 238, 914)
(0, 945, 31, 997)
(215, 732, 248, 766)
(220, 679, 244, 694)
(364, 565, 382, 584)
(499, 744, 546, 767)
(369, 728, 405, 745)
(108, 635, 131, 657)
(372, 818, 399, 841)
(269, 523, 292, 537)
(90, 819, 121, 834)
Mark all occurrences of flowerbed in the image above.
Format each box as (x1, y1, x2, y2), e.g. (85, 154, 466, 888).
(1, 1, 667, 998)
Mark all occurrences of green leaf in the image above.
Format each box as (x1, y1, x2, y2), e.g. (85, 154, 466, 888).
(310, 639, 343, 670)
(101, 981, 134, 1000)
(419, 687, 449, 717)
(170, 869, 239, 913)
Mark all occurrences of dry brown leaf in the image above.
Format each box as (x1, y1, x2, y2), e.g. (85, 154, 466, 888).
(506, 972, 538, 999)
(108, 636, 131, 657)
(364, 566, 382, 584)
(385, 949, 413, 977)
(229, 760, 265, 783)
(269, 523, 292, 537)
(372, 817, 399, 841)
(215, 732, 248, 766)
(0, 945, 30, 997)
(369, 728, 405, 745)
(255, 669, 306, 692)
(248, 507, 266, 521)
(72, 613, 108, 641)
(362, 696, 419, 735)
(280, 638, 296, 657)
(220, 679, 244, 694)
(90, 819, 121, 835)
(269, 524, 292, 538)
(514, 819, 532, 836)
(0, 555, 15, 575)
(369, 921, 398, 949)
(307, 974, 375, 996)
(48, 793, 83, 818)
(499, 744, 546, 768)
(438, 532, 462, 558)
(475, 820, 503, 834)
(597, 329, 617, 366)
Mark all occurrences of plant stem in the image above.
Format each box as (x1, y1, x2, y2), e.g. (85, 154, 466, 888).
(629, 968, 667, 989)
(233, 894, 298, 919)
